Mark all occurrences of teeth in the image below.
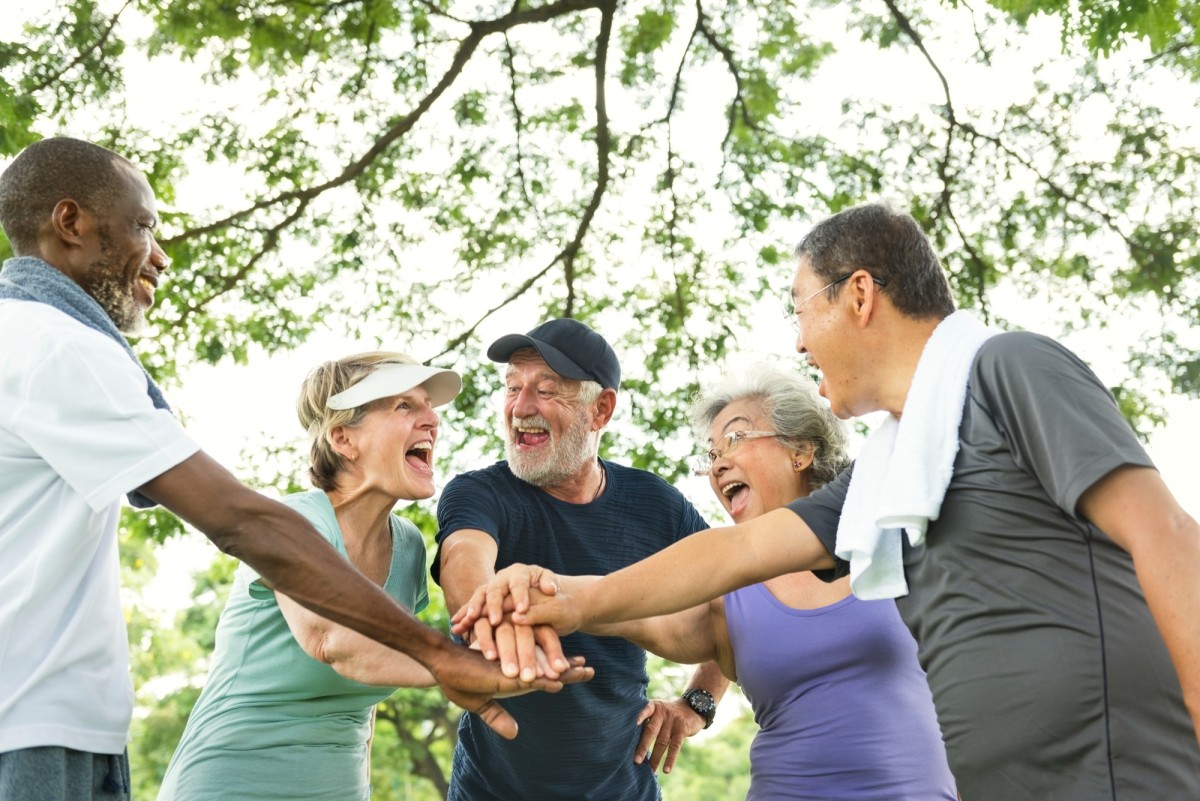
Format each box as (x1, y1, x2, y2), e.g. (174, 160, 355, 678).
(722, 482, 746, 499)
(409, 442, 431, 451)
(138, 277, 155, 291)
(516, 427, 546, 434)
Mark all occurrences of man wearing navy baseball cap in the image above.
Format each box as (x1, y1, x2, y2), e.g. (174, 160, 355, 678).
(432, 317, 729, 801)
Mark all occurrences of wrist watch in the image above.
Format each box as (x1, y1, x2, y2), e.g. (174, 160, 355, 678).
(682, 688, 716, 729)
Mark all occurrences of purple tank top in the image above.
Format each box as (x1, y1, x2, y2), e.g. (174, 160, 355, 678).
(725, 584, 957, 800)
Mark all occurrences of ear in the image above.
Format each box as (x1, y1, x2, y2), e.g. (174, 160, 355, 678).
(791, 446, 814, 473)
(847, 269, 881, 327)
(49, 199, 89, 247)
(592, 388, 618, 430)
(327, 424, 358, 462)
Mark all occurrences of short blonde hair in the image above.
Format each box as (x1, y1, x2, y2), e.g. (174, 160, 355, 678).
(298, 351, 419, 491)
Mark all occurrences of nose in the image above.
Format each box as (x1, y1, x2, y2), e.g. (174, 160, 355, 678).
(510, 385, 539, 419)
(150, 238, 170, 273)
(794, 330, 806, 355)
(419, 405, 439, 430)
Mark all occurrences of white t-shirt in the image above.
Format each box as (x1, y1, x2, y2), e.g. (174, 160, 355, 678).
(0, 299, 200, 754)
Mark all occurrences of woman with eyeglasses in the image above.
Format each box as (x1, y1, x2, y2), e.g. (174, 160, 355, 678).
(595, 363, 957, 799)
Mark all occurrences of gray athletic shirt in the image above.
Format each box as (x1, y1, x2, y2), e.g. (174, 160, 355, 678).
(788, 331, 1200, 801)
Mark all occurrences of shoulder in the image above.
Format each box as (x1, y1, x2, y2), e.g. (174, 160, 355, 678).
(445, 462, 515, 488)
(974, 330, 1083, 374)
(971, 330, 1103, 399)
(390, 513, 424, 542)
(280, 490, 341, 545)
(606, 461, 687, 501)
(0, 300, 116, 356)
(605, 461, 706, 522)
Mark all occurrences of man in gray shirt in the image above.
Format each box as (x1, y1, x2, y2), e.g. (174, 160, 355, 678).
(459, 203, 1200, 800)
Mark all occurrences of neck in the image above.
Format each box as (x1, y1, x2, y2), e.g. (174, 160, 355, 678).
(325, 485, 400, 556)
(541, 457, 605, 505)
(867, 315, 943, 418)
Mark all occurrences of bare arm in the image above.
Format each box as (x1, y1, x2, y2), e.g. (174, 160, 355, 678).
(276, 590, 435, 688)
(633, 659, 732, 775)
(511, 507, 832, 633)
(140, 452, 593, 738)
(1079, 465, 1200, 744)
(589, 596, 729, 673)
(141, 451, 449, 663)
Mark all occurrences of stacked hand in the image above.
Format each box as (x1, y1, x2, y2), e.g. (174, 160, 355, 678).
(432, 632, 592, 740)
(451, 563, 589, 682)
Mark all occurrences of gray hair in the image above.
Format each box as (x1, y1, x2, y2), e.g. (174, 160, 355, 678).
(794, 202, 956, 320)
(691, 363, 850, 488)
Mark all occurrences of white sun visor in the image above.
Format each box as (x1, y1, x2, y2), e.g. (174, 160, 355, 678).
(326, 363, 462, 410)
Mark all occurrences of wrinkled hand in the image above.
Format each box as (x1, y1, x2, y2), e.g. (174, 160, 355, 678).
(467, 617, 570, 683)
(432, 640, 594, 740)
(633, 698, 706, 774)
(451, 563, 563, 633)
(468, 631, 571, 684)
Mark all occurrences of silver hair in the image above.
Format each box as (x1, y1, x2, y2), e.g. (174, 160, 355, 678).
(690, 363, 850, 488)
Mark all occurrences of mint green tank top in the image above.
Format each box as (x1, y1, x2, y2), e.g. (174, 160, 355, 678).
(157, 491, 429, 800)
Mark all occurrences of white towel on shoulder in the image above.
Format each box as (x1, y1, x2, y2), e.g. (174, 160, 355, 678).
(835, 311, 1000, 599)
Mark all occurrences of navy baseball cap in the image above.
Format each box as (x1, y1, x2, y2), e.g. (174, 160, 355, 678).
(487, 318, 621, 390)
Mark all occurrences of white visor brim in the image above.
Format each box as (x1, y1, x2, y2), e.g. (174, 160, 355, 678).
(326, 363, 462, 410)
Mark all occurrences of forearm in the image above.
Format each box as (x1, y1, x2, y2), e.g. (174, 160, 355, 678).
(1130, 514, 1200, 737)
(588, 605, 719, 667)
(687, 660, 731, 703)
(576, 507, 830, 627)
(438, 531, 499, 619)
(141, 452, 449, 667)
(321, 627, 438, 688)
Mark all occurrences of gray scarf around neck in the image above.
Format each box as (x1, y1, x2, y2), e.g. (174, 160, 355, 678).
(0, 255, 169, 508)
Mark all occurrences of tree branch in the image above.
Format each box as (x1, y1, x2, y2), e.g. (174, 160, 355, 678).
(162, 0, 603, 247)
(29, 0, 132, 94)
(428, 0, 615, 359)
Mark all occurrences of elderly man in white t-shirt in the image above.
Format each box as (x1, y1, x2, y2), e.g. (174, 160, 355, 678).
(0, 137, 588, 800)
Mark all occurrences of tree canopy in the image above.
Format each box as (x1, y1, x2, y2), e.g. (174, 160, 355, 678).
(3, 0, 1199, 797)
(4, 0, 1198, 457)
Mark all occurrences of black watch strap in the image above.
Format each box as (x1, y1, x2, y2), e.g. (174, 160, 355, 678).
(682, 688, 716, 729)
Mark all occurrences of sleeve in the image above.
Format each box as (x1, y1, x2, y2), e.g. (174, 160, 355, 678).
(677, 498, 709, 539)
(246, 492, 343, 600)
(5, 316, 198, 510)
(431, 470, 508, 585)
(971, 332, 1153, 517)
(786, 464, 852, 581)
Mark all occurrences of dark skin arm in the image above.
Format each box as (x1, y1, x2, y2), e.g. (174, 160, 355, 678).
(139, 451, 592, 738)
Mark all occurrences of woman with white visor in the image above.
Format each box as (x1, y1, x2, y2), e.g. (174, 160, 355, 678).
(159, 352, 474, 799)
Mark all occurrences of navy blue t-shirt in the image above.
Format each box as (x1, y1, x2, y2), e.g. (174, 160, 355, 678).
(434, 460, 708, 801)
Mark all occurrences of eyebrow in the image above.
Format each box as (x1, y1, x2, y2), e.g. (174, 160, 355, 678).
(718, 415, 755, 437)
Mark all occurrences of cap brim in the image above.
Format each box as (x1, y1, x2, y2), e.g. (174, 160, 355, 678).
(326, 363, 462, 410)
(486, 334, 593, 382)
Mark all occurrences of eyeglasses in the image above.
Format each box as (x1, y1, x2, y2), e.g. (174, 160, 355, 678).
(691, 430, 781, 476)
(783, 273, 888, 332)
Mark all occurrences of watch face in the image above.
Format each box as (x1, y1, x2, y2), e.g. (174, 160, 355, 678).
(685, 690, 715, 725)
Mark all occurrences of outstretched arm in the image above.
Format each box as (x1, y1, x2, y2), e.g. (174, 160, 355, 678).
(459, 507, 832, 635)
(1080, 465, 1200, 744)
(140, 451, 591, 739)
